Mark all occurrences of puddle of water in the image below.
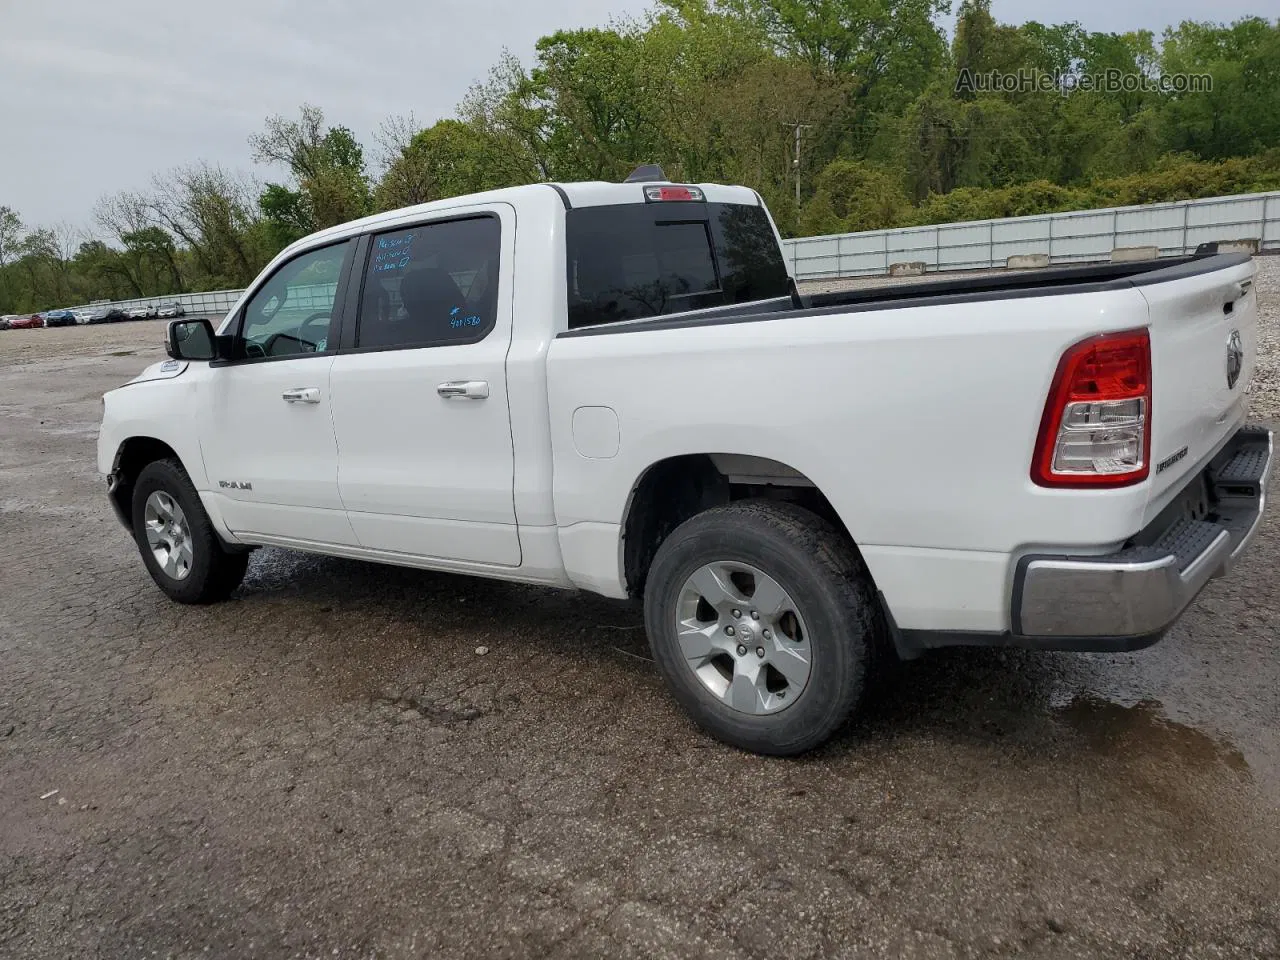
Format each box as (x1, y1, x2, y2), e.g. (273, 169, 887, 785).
(1055, 693, 1249, 773)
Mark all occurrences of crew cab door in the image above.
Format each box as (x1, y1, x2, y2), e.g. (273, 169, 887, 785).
(328, 206, 520, 565)
(199, 239, 359, 546)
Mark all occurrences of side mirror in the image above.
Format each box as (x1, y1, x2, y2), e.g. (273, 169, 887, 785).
(165, 318, 217, 361)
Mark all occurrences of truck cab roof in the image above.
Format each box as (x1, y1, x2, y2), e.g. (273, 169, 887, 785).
(284, 180, 764, 260)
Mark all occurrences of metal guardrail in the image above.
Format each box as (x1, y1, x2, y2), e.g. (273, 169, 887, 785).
(779, 190, 1280, 280)
(62, 283, 338, 319)
(50, 191, 1280, 314)
(64, 287, 246, 318)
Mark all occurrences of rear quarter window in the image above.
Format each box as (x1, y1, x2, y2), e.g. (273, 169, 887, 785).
(566, 201, 789, 329)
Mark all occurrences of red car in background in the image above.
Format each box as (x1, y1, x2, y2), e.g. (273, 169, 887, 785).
(8, 313, 45, 329)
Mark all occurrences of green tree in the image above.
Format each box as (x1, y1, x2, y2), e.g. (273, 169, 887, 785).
(800, 159, 911, 233)
(1160, 17, 1280, 159)
(0, 205, 23, 311)
(0, 205, 22, 268)
(526, 25, 668, 181)
(722, 0, 949, 79)
(257, 183, 312, 248)
(250, 105, 372, 233)
(457, 51, 557, 183)
(375, 119, 533, 211)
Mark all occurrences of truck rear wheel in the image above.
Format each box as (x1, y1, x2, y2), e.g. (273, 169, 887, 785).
(643, 500, 879, 756)
(131, 459, 249, 604)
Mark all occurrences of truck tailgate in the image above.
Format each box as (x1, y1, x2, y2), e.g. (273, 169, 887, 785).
(1140, 255, 1258, 516)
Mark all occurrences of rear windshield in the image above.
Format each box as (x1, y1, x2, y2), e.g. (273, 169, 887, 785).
(565, 201, 790, 329)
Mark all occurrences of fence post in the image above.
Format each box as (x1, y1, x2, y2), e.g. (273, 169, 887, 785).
(1048, 215, 1055, 263)
(1182, 201, 1190, 255)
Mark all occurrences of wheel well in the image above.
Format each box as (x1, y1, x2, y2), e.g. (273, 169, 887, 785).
(621, 454, 855, 598)
(108, 437, 180, 526)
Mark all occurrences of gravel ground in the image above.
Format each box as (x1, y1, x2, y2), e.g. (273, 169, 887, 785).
(1, 262, 1279, 959)
(1247, 256, 1280, 417)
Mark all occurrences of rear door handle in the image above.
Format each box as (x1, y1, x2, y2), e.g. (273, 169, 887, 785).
(437, 380, 489, 400)
(282, 387, 321, 404)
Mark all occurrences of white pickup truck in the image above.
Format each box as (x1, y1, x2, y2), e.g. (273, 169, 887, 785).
(98, 168, 1272, 755)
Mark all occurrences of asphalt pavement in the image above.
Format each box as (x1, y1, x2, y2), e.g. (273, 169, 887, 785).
(1, 321, 1277, 959)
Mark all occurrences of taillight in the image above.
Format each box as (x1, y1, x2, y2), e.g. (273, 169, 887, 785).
(1032, 328, 1152, 488)
(643, 185, 704, 202)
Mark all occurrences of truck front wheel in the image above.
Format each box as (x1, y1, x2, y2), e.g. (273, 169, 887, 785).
(131, 458, 249, 604)
(643, 500, 880, 756)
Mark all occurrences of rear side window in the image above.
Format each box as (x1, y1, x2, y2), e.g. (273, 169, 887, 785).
(566, 201, 789, 329)
(355, 215, 501, 350)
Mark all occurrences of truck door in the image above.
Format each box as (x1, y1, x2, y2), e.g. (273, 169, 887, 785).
(199, 238, 359, 546)
(327, 205, 521, 566)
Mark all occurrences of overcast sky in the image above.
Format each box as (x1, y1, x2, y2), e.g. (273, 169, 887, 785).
(0, 0, 1271, 231)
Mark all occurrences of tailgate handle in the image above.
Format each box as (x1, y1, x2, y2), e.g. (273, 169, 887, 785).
(1224, 279, 1252, 314)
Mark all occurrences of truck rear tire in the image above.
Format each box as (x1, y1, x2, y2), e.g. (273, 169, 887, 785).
(643, 500, 880, 756)
(131, 458, 249, 604)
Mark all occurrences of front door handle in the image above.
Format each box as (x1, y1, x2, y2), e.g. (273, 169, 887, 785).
(282, 387, 321, 404)
(437, 380, 489, 400)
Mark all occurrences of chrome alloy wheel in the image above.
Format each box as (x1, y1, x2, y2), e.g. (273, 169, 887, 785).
(674, 561, 813, 715)
(143, 490, 194, 581)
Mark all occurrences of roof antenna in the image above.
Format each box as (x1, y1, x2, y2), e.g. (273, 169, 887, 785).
(624, 164, 667, 183)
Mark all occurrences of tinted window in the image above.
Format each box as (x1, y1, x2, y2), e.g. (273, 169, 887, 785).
(566, 202, 789, 329)
(237, 240, 351, 359)
(355, 216, 501, 350)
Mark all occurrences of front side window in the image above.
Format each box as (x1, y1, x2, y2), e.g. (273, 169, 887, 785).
(355, 216, 501, 350)
(235, 240, 351, 360)
(565, 201, 790, 329)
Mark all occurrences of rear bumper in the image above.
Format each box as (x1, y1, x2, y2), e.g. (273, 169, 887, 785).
(1012, 424, 1272, 650)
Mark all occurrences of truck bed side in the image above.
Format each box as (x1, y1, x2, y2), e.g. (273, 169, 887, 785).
(545, 254, 1257, 635)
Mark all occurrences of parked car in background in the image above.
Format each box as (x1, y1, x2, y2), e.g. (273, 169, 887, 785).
(0, 315, 13, 330)
(8, 313, 45, 329)
(73, 309, 93, 325)
(85, 306, 113, 324)
(106, 306, 128, 323)
(43, 309, 77, 327)
(157, 303, 186, 318)
(127, 306, 152, 320)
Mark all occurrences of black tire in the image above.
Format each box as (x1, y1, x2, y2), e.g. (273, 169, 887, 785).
(131, 458, 249, 604)
(643, 500, 883, 756)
